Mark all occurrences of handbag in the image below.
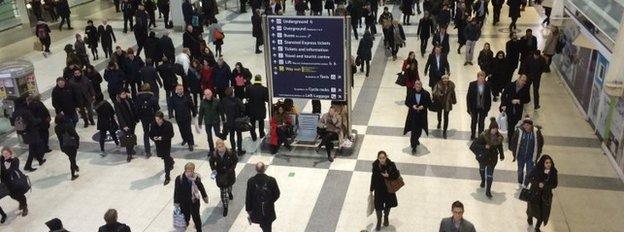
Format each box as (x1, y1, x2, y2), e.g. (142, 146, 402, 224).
(235, 116, 253, 132)
(428, 99, 443, 112)
(469, 139, 486, 162)
(355, 56, 362, 66)
(10, 170, 31, 195)
(497, 113, 508, 133)
(395, 72, 406, 86)
(33, 39, 43, 51)
(519, 188, 536, 202)
(120, 132, 137, 147)
(366, 193, 374, 216)
(384, 46, 392, 57)
(62, 131, 79, 148)
(0, 182, 9, 199)
(385, 176, 405, 193)
(173, 206, 187, 229)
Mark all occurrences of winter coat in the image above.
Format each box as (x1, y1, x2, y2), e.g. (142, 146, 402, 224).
(474, 131, 504, 166)
(310, 0, 322, 11)
(507, 0, 521, 18)
(488, 57, 513, 92)
(139, 65, 162, 91)
(56, 0, 70, 17)
(94, 100, 118, 131)
(144, 35, 160, 62)
(51, 85, 79, 114)
(55, 122, 79, 152)
(519, 56, 547, 81)
(0, 157, 23, 192)
(357, 34, 373, 61)
(200, 66, 214, 91)
(403, 89, 431, 135)
(510, 126, 544, 160)
(424, 53, 450, 88)
(246, 173, 280, 224)
(149, 120, 174, 156)
(221, 96, 245, 129)
(114, 97, 138, 129)
(269, 114, 292, 146)
(245, 84, 269, 119)
(85, 25, 99, 47)
(432, 80, 457, 112)
(432, 31, 450, 54)
(370, 159, 399, 210)
(401, 0, 414, 15)
(98, 25, 116, 45)
(213, 63, 232, 89)
(157, 62, 183, 91)
(158, 35, 175, 61)
(543, 32, 560, 56)
(69, 75, 96, 107)
(134, 91, 160, 121)
(506, 39, 521, 71)
(198, 98, 222, 125)
(170, 93, 196, 122)
(477, 49, 494, 74)
(11, 100, 42, 144)
(252, 13, 263, 38)
(104, 68, 126, 96)
(520, 35, 538, 58)
(209, 150, 238, 187)
(499, 81, 531, 118)
(417, 18, 434, 39)
(124, 56, 145, 83)
(174, 173, 208, 208)
(464, 23, 481, 41)
(28, 99, 51, 129)
(526, 167, 558, 225)
(466, 81, 492, 113)
(86, 70, 103, 96)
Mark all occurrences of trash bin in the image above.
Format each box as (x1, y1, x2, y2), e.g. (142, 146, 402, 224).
(0, 60, 37, 117)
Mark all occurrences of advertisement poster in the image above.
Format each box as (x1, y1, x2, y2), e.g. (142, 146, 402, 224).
(571, 48, 596, 111)
(610, 98, 624, 142)
(266, 16, 347, 100)
(588, 83, 601, 126)
(555, 18, 580, 83)
(596, 91, 611, 137)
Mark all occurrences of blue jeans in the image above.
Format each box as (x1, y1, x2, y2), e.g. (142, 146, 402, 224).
(479, 162, 495, 183)
(517, 158, 535, 185)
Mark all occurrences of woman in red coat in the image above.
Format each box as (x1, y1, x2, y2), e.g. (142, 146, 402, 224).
(402, 51, 420, 96)
(200, 61, 214, 92)
(269, 103, 292, 154)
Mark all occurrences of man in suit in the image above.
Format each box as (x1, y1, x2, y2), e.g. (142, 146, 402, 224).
(432, 27, 450, 54)
(424, 46, 451, 89)
(491, 0, 504, 25)
(245, 75, 269, 141)
(417, 12, 435, 57)
(500, 74, 531, 144)
(466, 71, 492, 140)
(439, 201, 476, 232)
(404, 80, 432, 153)
(519, 29, 538, 62)
(246, 162, 280, 232)
(519, 50, 548, 110)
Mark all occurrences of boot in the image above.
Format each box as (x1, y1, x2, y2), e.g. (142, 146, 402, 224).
(479, 169, 485, 188)
(383, 211, 389, 226)
(527, 216, 533, 225)
(228, 192, 233, 200)
(223, 206, 228, 217)
(442, 130, 447, 139)
(0, 208, 6, 223)
(21, 207, 28, 217)
(485, 179, 493, 198)
(375, 210, 382, 231)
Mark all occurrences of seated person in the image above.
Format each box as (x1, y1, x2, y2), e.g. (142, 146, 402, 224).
(316, 105, 343, 162)
(269, 103, 293, 154)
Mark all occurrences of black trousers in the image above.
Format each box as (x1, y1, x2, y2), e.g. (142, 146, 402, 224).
(470, 110, 487, 138)
(9, 193, 27, 210)
(123, 14, 134, 32)
(40, 126, 50, 150)
(419, 37, 429, 56)
(529, 76, 541, 108)
(78, 103, 95, 124)
(249, 116, 265, 141)
(102, 42, 113, 58)
(99, 129, 119, 151)
(255, 37, 263, 52)
(204, 123, 220, 152)
(141, 119, 153, 154)
(493, 6, 502, 23)
(162, 155, 174, 179)
(25, 141, 44, 169)
(224, 127, 243, 152)
(351, 23, 358, 40)
(177, 120, 194, 146)
(259, 221, 273, 232)
(402, 14, 411, 24)
(40, 36, 51, 52)
(162, 9, 170, 26)
(148, 11, 156, 27)
(409, 129, 422, 148)
(59, 16, 71, 29)
(437, 109, 450, 131)
(510, 17, 518, 30)
(181, 202, 202, 232)
(507, 112, 523, 144)
(271, 128, 290, 154)
(321, 131, 339, 158)
(64, 149, 78, 176)
(124, 126, 136, 157)
(46, 8, 57, 21)
(359, 60, 370, 77)
(543, 7, 552, 25)
(165, 90, 174, 117)
(126, 81, 139, 98)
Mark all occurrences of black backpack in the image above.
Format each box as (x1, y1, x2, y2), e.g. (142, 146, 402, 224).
(254, 180, 271, 216)
(138, 97, 155, 117)
(14, 115, 27, 133)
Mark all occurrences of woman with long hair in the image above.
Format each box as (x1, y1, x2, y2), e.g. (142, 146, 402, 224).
(54, 113, 80, 180)
(526, 155, 558, 232)
(472, 118, 505, 198)
(432, 75, 456, 139)
(0, 147, 29, 217)
(209, 139, 238, 217)
(370, 151, 400, 231)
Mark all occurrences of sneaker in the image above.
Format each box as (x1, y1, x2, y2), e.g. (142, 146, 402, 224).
(328, 156, 334, 162)
(71, 175, 79, 181)
(223, 207, 228, 217)
(228, 192, 233, 200)
(238, 150, 246, 156)
(21, 208, 28, 217)
(164, 178, 170, 185)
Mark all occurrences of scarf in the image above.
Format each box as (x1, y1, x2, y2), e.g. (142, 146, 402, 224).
(186, 173, 202, 202)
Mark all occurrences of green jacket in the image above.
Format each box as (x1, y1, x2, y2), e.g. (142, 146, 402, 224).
(198, 98, 222, 125)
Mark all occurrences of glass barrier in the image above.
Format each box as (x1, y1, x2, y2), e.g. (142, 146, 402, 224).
(567, 0, 622, 43)
(0, 0, 21, 31)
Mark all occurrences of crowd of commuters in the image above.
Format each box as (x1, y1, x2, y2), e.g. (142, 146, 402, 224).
(0, 0, 565, 231)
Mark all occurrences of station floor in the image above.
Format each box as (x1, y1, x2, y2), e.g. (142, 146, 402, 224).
(1, 2, 623, 232)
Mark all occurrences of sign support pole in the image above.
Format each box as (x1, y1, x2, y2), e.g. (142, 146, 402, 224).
(262, 15, 274, 119)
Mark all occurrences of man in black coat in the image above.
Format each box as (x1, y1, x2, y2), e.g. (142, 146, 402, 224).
(27, 95, 51, 153)
(136, 84, 160, 157)
(157, 0, 170, 27)
(140, 59, 163, 98)
(500, 75, 530, 144)
(403, 80, 431, 153)
(157, 57, 183, 117)
(245, 75, 269, 141)
(69, 69, 97, 128)
(121, 0, 136, 33)
(56, 0, 72, 30)
(51, 78, 80, 127)
(171, 84, 197, 151)
(124, 48, 145, 98)
(491, 0, 504, 25)
(432, 27, 450, 55)
(182, 25, 201, 60)
(424, 46, 450, 89)
(221, 87, 246, 155)
(134, 5, 149, 57)
(115, 90, 139, 162)
(98, 20, 117, 59)
(246, 162, 280, 232)
(12, 97, 46, 171)
(144, 32, 160, 64)
(519, 29, 538, 62)
(519, 50, 547, 110)
(182, 0, 194, 25)
(159, 31, 175, 62)
(149, 111, 175, 184)
(417, 12, 435, 57)
(252, 10, 263, 54)
(466, 71, 492, 140)
(104, 61, 126, 104)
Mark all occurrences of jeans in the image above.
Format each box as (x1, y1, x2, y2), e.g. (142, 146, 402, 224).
(141, 118, 153, 154)
(470, 110, 487, 138)
(479, 161, 495, 192)
(205, 123, 221, 152)
(517, 157, 535, 185)
(99, 129, 119, 151)
(465, 40, 476, 62)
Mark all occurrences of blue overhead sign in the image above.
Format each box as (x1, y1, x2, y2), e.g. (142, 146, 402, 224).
(266, 16, 347, 100)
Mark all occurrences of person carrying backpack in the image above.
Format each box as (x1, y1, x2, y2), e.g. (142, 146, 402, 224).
(54, 114, 80, 180)
(246, 162, 280, 232)
(11, 96, 46, 172)
(135, 83, 160, 157)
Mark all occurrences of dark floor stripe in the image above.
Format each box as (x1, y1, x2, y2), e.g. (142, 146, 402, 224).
(304, 170, 353, 232)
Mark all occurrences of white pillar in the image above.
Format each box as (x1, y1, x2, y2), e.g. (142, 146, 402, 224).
(15, 0, 31, 27)
(170, 0, 184, 31)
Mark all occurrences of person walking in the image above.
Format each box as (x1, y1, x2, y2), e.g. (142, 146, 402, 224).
(454, 4, 468, 54)
(246, 75, 269, 141)
(35, 21, 51, 56)
(510, 118, 544, 188)
(12, 97, 46, 171)
(541, 0, 554, 25)
(69, 68, 96, 128)
(115, 90, 138, 162)
(85, 20, 100, 60)
(94, 95, 120, 155)
(56, 0, 72, 30)
(157, 0, 170, 27)
(489, 51, 512, 101)
(252, 10, 264, 54)
(519, 50, 547, 110)
(159, 31, 175, 62)
(187, 60, 203, 110)
(85, 65, 103, 97)
(432, 27, 450, 55)
(472, 0, 488, 24)
(209, 139, 238, 217)
(98, 20, 116, 59)
(145, 33, 160, 64)
(52, 77, 80, 126)
(173, 162, 208, 232)
(401, 52, 420, 95)
(26, 94, 51, 153)
(157, 57, 182, 118)
(246, 162, 280, 232)
(542, 27, 561, 72)
(404, 80, 431, 153)
(424, 46, 450, 89)
(491, 0, 503, 25)
(125, 48, 145, 98)
(500, 75, 530, 144)
(74, 34, 90, 66)
(231, 62, 253, 100)
(221, 87, 246, 155)
(506, 32, 521, 73)
(526, 155, 558, 232)
(139, 59, 162, 99)
(463, 18, 481, 66)
(416, 12, 434, 57)
(98, 209, 131, 232)
(213, 57, 232, 101)
(472, 118, 504, 198)
(171, 84, 197, 151)
(477, 42, 494, 75)
(401, 0, 414, 25)
(198, 89, 222, 155)
(507, 0, 521, 30)
(439, 201, 476, 232)
(519, 29, 538, 62)
(363, 4, 377, 35)
(467, 71, 492, 140)
(432, 75, 456, 139)
(370, 151, 399, 231)
(357, 30, 373, 77)
(136, 83, 160, 157)
(104, 62, 126, 104)
(54, 114, 80, 180)
(383, 20, 405, 61)
(149, 111, 175, 185)
(0, 148, 29, 216)
(121, 0, 136, 33)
